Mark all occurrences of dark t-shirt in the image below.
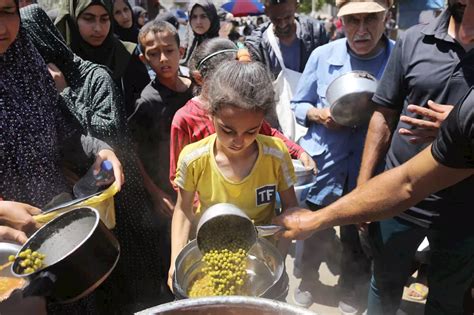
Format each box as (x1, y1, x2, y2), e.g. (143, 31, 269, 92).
(128, 78, 193, 196)
(372, 10, 474, 227)
(432, 88, 474, 168)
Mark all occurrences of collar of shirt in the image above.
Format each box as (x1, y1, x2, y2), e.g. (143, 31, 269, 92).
(421, 9, 454, 43)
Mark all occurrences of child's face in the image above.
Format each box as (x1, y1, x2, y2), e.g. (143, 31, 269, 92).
(212, 105, 264, 154)
(141, 31, 180, 80)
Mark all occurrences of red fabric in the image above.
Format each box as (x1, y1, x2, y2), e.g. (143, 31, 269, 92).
(169, 97, 304, 188)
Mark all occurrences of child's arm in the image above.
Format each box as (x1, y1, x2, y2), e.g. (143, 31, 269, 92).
(168, 187, 195, 291)
(279, 186, 299, 211)
(137, 158, 174, 217)
(169, 120, 191, 191)
(275, 186, 299, 256)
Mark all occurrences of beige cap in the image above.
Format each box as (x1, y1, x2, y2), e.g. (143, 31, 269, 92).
(336, 0, 392, 17)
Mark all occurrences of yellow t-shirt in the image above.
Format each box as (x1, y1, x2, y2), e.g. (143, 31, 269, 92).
(175, 134, 296, 225)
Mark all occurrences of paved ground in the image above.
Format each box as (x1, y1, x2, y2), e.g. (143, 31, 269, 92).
(283, 228, 426, 315)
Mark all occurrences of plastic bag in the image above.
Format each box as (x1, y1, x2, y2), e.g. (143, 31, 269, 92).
(273, 68, 308, 142)
(34, 183, 118, 229)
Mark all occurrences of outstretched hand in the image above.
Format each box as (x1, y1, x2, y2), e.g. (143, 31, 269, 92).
(399, 100, 454, 144)
(272, 207, 316, 240)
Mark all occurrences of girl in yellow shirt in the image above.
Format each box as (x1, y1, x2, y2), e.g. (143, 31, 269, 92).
(169, 60, 301, 290)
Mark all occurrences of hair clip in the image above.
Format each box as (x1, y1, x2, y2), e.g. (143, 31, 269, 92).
(196, 49, 238, 70)
(236, 48, 251, 63)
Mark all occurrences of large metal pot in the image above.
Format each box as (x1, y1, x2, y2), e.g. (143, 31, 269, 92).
(173, 239, 288, 300)
(135, 296, 318, 315)
(326, 71, 378, 127)
(11, 207, 120, 303)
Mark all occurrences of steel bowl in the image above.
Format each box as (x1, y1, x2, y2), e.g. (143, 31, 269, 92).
(326, 71, 378, 127)
(292, 159, 315, 186)
(135, 296, 318, 315)
(173, 239, 287, 300)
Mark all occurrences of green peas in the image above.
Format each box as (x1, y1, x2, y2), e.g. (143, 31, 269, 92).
(14, 249, 46, 274)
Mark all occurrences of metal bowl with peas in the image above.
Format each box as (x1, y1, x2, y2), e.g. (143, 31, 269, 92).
(9, 249, 46, 275)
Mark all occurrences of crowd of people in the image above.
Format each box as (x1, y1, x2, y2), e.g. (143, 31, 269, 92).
(0, 0, 473, 314)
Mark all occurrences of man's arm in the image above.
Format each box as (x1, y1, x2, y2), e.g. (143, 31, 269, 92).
(275, 146, 474, 239)
(357, 105, 399, 185)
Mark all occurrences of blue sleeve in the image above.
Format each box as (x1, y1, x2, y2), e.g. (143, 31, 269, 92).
(291, 50, 321, 127)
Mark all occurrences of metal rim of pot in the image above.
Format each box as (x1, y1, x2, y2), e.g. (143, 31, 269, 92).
(326, 70, 378, 127)
(11, 207, 120, 303)
(135, 296, 318, 315)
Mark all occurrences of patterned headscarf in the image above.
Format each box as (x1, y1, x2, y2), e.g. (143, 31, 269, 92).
(21, 4, 125, 139)
(0, 24, 70, 206)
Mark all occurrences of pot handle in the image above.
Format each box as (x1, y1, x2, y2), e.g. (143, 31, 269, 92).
(22, 271, 57, 298)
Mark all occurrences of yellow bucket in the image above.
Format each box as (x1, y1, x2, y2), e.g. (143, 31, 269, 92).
(34, 183, 119, 229)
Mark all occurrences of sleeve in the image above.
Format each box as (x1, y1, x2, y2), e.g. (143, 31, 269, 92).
(61, 66, 125, 142)
(174, 145, 197, 192)
(169, 112, 192, 189)
(259, 120, 305, 158)
(276, 141, 296, 191)
(80, 134, 113, 157)
(128, 93, 156, 147)
(290, 50, 321, 127)
(372, 36, 407, 112)
(431, 93, 474, 168)
(244, 25, 265, 63)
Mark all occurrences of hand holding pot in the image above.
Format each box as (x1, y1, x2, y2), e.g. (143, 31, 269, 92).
(0, 226, 28, 244)
(298, 151, 317, 176)
(0, 201, 41, 236)
(307, 107, 341, 130)
(272, 207, 316, 240)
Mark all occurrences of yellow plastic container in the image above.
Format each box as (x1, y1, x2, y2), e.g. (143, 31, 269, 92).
(34, 183, 118, 229)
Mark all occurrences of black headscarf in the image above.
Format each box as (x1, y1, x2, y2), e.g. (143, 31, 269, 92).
(112, 0, 140, 43)
(55, 0, 134, 80)
(132, 5, 146, 27)
(181, 0, 220, 66)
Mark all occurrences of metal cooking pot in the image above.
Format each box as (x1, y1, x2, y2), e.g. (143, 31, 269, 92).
(196, 203, 283, 252)
(292, 159, 315, 186)
(326, 71, 378, 127)
(173, 239, 288, 300)
(11, 207, 120, 303)
(135, 296, 318, 315)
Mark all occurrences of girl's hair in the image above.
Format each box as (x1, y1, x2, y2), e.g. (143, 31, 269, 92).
(190, 38, 237, 81)
(189, 37, 238, 94)
(206, 60, 275, 116)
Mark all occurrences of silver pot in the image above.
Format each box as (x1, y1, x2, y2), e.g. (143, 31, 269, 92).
(135, 296, 318, 315)
(173, 239, 287, 300)
(292, 159, 315, 186)
(326, 71, 378, 127)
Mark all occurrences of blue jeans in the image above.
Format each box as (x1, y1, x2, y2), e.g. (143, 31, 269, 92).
(367, 217, 474, 315)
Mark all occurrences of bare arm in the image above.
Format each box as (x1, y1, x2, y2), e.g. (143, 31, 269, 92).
(357, 105, 399, 185)
(275, 146, 474, 239)
(137, 158, 174, 217)
(168, 188, 195, 291)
